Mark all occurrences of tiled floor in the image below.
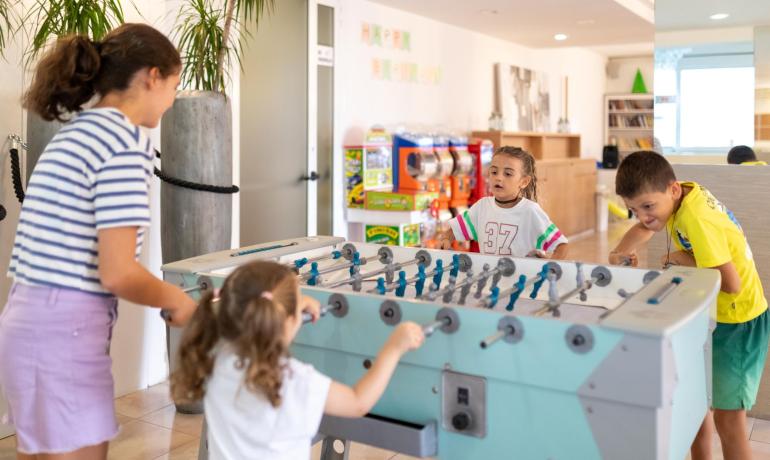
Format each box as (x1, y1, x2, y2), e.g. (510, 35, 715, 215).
(0, 222, 761, 459)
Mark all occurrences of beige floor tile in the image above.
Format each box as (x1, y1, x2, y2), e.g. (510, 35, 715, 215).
(140, 404, 204, 438)
(311, 440, 396, 460)
(117, 412, 134, 425)
(107, 419, 195, 460)
(0, 436, 17, 460)
(155, 439, 200, 460)
(751, 418, 770, 443)
(749, 417, 757, 439)
(114, 382, 174, 419)
(749, 440, 770, 460)
(568, 220, 647, 267)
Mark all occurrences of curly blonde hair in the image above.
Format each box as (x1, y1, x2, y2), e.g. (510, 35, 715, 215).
(493, 146, 538, 202)
(170, 261, 298, 407)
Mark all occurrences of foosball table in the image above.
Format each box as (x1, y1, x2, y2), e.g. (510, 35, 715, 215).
(162, 236, 719, 460)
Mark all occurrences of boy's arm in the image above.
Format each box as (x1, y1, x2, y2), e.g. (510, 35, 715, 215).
(713, 261, 741, 294)
(609, 223, 655, 266)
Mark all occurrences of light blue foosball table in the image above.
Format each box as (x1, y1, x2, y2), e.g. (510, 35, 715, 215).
(162, 236, 719, 460)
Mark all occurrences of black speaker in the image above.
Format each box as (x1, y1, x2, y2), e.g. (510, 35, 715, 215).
(602, 145, 619, 169)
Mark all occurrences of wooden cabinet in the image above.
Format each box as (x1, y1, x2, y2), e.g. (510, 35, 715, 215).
(537, 159, 596, 237)
(471, 131, 596, 237)
(470, 131, 581, 160)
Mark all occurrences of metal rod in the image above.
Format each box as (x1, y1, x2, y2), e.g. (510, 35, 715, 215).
(486, 276, 539, 308)
(325, 257, 421, 289)
(426, 267, 486, 302)
(422, 317, 450, 337)
(647, 277, 683, 305)
(300, 254, 374, 280)
(479, 326, 515, 349)
(302, 303, 341, 324)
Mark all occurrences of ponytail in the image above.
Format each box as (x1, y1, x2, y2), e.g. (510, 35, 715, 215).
(170, 290, 220, 404)
(23, 36, 101, 121)
(23, 23, 181, 121)
(236, 296, 290, 407)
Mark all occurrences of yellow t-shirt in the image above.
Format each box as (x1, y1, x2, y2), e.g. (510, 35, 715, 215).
(668, 181, 767, 323)
(741, 161, 768, 166)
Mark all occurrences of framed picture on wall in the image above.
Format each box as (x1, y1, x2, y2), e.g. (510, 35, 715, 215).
(495, 63, 553, 132)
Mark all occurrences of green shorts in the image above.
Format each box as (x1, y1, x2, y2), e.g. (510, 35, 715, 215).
(712, 308, 770, 410)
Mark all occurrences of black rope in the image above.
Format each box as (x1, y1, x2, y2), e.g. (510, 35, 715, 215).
(9, 148, 25, 203)
(153, 149, 239, 194)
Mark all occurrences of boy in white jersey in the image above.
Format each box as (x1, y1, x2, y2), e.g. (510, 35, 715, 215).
(442, 146, 568, 258)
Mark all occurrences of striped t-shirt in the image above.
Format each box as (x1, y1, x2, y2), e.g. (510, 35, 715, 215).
(8, 107, 153, 296)
(448, 197, 568, 257)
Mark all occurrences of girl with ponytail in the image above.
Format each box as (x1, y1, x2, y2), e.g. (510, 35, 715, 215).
(171, 261, 425, 459)
(440, 146, 569, 259)
(0, 24, 197, 459)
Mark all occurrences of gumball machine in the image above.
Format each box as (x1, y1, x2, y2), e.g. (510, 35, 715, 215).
(467, 138, 494, 205)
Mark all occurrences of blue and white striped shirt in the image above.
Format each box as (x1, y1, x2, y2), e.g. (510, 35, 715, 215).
(8, 107, 153, 296)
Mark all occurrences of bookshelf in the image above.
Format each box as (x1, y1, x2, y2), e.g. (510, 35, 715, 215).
(605, 94, 654, 155)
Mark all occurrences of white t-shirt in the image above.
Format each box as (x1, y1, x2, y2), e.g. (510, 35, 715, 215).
(448, 197, 568, 256)
(204, 348, 332, 460)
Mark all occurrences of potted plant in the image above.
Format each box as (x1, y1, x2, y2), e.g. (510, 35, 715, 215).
(161, 0, 274, 414)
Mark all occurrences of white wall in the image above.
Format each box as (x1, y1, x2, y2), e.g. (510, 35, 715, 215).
(332, 0, 608, 236)
(605, 55, 654, 94)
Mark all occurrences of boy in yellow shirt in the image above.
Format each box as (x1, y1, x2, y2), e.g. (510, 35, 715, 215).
(609, 151, 768, 460)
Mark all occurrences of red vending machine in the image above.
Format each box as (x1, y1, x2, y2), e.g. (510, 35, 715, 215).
(467, 138, 494, 205)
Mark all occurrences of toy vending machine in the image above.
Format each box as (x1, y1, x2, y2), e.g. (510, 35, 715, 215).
(344, 127, 393, 208)
(447, 136, 473, 251)
(467, 138, 494, 205)
(432, 135, 454, 222)
(447, 136, 473, 215)
(392, 132, 438, 192)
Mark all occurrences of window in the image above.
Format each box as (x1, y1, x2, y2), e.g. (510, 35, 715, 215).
(655, 44, 754, 154)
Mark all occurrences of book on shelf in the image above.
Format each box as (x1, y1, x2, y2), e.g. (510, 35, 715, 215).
(607, 99, 654, 111)
(608, 114, 653, 128)
(614, 137, 653, 151)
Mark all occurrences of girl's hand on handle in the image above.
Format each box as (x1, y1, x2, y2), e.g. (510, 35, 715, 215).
(526, 249, 548, 259)
(386, 322, 425, 354)
(299, 295, 321, 323)
(164, 291, 198, 327)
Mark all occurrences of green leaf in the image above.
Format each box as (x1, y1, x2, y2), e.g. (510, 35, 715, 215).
(22, 0, 128, 67)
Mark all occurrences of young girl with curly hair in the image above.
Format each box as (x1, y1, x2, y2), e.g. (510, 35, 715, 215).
(171, 260, 425, 459)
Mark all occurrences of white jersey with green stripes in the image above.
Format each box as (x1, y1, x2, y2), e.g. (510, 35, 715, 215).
(448, 197, 568, 257)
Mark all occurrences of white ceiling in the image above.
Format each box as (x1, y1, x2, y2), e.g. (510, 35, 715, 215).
(368, 0, 654, 50)
(656, 0, 770, 31)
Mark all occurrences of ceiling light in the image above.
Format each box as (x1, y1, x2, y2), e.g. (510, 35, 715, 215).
(554, 34, 568, 41)
(710, 13, 729, 20)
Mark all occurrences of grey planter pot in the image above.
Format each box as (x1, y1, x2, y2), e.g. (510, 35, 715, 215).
(161, 90, 233, 415)
(25, 111, 63, 182)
